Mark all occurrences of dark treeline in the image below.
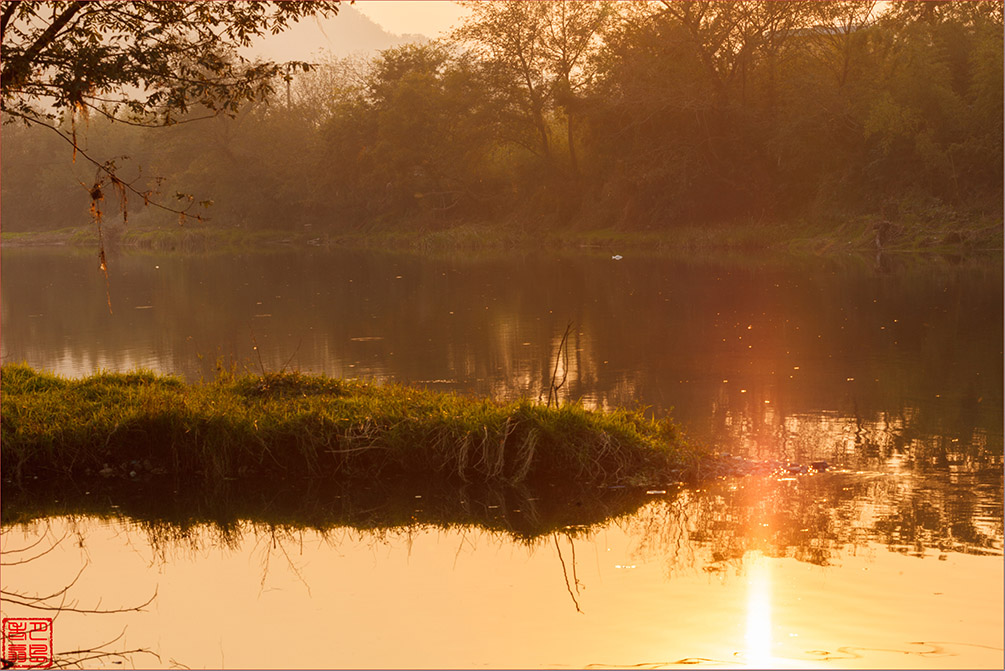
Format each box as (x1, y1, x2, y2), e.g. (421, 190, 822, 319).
(2, 0, 1002, 235)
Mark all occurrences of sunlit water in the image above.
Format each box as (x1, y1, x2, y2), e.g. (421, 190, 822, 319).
(3, 497, 1001, 669)
(2, 247, 1002, 668)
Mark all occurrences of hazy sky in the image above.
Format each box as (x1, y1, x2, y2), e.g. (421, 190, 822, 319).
(353, 1, 470, 38)
(247, 2, 471, 64)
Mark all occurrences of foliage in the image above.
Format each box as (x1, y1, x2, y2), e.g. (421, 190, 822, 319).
(2, 1, 339, 124)
(587, 0, 1003, 225)
(2, 1, 1001, 240)
(1, 0, 341, 222)
(312, 44, 505, 227)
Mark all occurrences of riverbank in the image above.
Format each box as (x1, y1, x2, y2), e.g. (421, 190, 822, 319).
(3, 211, 1001, 257)
(0, 364, 700, 489)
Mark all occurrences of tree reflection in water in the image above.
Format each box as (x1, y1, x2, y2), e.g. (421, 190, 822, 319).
(626, 467, 1001, 576)
(0, 522, 160, 669)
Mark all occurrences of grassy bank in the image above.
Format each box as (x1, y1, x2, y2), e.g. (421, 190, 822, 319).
(345, 212, 1004, 255)
(3, 210, 1000, 257)
(0, 364, 699, 489)
(0, 225, 304, 252)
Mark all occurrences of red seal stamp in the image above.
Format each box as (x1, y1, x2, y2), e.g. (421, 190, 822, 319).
(2, 619, 53, 669)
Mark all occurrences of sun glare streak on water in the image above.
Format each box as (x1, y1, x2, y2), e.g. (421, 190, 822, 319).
(744, 553, 773, 667)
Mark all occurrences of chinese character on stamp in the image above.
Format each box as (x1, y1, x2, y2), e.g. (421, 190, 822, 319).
(2, 619, 53, 669)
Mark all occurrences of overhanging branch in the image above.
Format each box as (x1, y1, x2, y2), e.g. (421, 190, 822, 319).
(0, 1, 20, 40)
(7, 109, 208, 222)
(2, 2, 88, 88)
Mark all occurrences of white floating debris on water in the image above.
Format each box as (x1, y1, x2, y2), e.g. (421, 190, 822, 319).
(611, 254, 623, 260)
(134, 305, 154, 310)
(614, 564, 637, 569)
(646, 490, 667, 495)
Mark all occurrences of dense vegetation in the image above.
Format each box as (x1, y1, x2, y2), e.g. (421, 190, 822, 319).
(2, 1, 1002, 242)
(0, 364, 698, 487)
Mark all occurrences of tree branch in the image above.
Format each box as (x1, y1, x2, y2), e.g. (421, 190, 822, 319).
(7, 109, 207, 221)
(78, 98, 220, 128)
(4, 2, 87, 82)
(0, 0, 21, 40)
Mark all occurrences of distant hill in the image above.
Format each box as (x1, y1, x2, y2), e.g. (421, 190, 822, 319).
(248, 5, 428, 62)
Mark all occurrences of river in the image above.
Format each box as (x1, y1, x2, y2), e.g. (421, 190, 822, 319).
(1, 246, 1002, 668)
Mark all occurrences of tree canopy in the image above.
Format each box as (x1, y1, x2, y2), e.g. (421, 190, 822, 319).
(2, 1, 340, 124)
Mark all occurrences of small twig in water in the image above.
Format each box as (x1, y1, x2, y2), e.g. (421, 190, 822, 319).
(249, 325, 267, 378)
(547, 320, 574, 408)
(280, 335, 305, 373)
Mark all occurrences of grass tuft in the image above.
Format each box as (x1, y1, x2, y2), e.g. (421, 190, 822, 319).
(1, 364, 701, 489)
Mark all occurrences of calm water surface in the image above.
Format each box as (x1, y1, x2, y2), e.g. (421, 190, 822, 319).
(1, 247, 1002, 668)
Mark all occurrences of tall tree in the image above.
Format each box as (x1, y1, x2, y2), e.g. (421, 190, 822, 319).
(452, 1, 613, 175)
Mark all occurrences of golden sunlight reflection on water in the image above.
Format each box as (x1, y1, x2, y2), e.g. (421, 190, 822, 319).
(2, 510, 1001, 670)
(744, 554, 773, 668)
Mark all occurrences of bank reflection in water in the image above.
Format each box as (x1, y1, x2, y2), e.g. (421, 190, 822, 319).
(2, 249, 1000, 400)
(3, 463, 1001, 668)
(3, 251, 1000, 442)
(3, 250, 1000, 449)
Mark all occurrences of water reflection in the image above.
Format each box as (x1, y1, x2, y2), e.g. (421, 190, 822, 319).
(744, 555, 773, 668)
(2, 248, 1001, 667)
(3, 467, 1002, 669)
(2, 249, 1000, 420)
(6, 460, 1001, 569)
(3, 248, 1000, 464)
(626, 472, 1002, 576)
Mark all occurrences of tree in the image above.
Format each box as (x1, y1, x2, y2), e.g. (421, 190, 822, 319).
(2, 0, 341, 220)
(539, 0, 614, 176)
(308, 43, 503, 228)
(859, 1, 1004, 206)
(452, 1, 613, 175)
